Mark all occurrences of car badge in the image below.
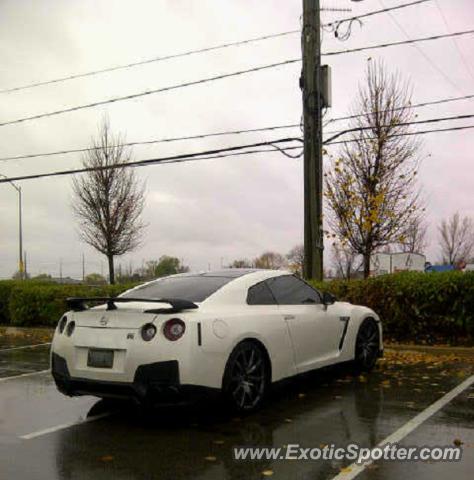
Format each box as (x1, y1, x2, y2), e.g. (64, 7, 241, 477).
(100, 316, 108, 326)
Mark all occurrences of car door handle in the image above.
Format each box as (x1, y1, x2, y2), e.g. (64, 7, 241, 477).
(284, 315, 296, 320)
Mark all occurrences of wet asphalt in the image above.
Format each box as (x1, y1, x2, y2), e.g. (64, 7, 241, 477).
(0, 344, 472, 480)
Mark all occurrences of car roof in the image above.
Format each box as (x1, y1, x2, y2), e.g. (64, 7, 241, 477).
(168, 268, 273, 279)
(121, 269, 291, 306)
(197, 269, 261, 278)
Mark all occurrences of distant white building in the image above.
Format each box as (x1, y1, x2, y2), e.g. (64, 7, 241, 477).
(370, 252, 426, 276)
(370, 253, 391, 276)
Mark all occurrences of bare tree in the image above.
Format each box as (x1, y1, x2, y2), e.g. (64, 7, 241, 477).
(397, 217, 428, 253)
(331, 242, 359, 280)
(72, 119, 146, 284)
(325, 61, 422, 278)
(287, 245, 304, 276)
(438, 212, 474, 264)
(254, 251, 286, 270)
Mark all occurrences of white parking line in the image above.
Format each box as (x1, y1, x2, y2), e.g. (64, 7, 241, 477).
(21, 411, 114, 440)
(331, 374, 474, 480)
(0, 369, 50, 383)
(0, 342, 51, 352)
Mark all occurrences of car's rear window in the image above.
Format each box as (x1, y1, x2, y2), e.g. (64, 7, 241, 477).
(120, 275, 233, 303)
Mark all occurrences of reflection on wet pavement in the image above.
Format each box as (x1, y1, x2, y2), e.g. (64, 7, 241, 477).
(0, 346, 472, 480)
(0, 344, 51, 377)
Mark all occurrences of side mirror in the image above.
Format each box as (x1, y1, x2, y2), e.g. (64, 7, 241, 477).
(322, 291, 336, 306)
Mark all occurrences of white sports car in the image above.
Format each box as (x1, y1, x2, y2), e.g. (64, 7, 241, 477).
(51, 269, 382, 411)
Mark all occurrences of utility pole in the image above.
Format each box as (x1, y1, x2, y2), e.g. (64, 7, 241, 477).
(82, 253, 85, 282)
(301, 0, 324, 281)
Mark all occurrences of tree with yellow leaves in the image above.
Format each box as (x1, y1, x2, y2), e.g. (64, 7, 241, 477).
(325, 61, 423, 278)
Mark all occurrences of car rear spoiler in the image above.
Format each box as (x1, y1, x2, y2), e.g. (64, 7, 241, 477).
(66, 297, 199, 313)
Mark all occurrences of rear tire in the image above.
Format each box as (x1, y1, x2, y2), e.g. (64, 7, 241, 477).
(354, 318, 380, 372)
(222, 341, 269, 413)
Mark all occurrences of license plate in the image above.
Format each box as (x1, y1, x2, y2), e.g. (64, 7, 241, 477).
(87, 349, 114, 368)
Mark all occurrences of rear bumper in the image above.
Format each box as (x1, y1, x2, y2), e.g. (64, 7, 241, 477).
(51, 353, 216, 404)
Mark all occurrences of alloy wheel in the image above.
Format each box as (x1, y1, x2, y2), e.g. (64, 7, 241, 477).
(355, 319, 380, 371)
(225, 342, 267, 411)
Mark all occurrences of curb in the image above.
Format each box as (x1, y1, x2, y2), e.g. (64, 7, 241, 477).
(386, 343, 474, 358)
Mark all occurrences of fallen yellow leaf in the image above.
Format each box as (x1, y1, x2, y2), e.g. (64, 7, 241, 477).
(339, 466, 352, 473)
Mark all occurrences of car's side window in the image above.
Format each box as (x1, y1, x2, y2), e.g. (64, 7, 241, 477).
(266, 275, 322, 305)
(247, 281, 277, 305)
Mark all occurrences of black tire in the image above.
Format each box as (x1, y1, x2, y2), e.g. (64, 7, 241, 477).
(354, 318, 380, 372)
(222, 341, 269, 413)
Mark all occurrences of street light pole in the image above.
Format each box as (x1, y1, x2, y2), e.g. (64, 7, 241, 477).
(0, 174, 24, 279)
(18, 186, 23, 278)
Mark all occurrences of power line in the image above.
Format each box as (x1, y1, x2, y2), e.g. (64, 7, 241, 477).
(1, 29, 472, 129)
(324, 28, 474, 57)
(324, 112, 474, 143)
(378, 0, 466, 96)
(324, 124, 474, 146)
(1, 123, 473, 184)
(2, 93, 474, 163)
(327, 93, 474, 124)
(434, 0, 474, 83)
(0, 138, 303, 184)
(0, 1, 430, 96)
(0, 123, 301, 162)
(326, 0, 431, 28)
(0, 59, 300, 128)
(0, 30, 299, 95)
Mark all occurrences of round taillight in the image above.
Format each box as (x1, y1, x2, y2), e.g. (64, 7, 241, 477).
(141, 323, 157, 341)
(66, 321, 75, 337)
(58, 316, 68, 334)
(163, 318, 186, 341)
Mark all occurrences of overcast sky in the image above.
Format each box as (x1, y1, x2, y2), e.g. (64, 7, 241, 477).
(0, 0, 473, 279)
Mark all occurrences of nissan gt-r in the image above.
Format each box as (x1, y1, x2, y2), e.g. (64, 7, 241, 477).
(51, 269, 382, 411)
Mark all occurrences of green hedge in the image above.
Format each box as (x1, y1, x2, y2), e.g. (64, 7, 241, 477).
(0, 280, 17, 324)
(312, 271, 474, 344)
(0, 282, 135, 327)
(2, 273, 474, 343)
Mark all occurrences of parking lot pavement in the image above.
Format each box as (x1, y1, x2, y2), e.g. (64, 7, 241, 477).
(0, 344, 50, 378)
(355, 382, 474, 480)
(0, 347, 472, 480)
